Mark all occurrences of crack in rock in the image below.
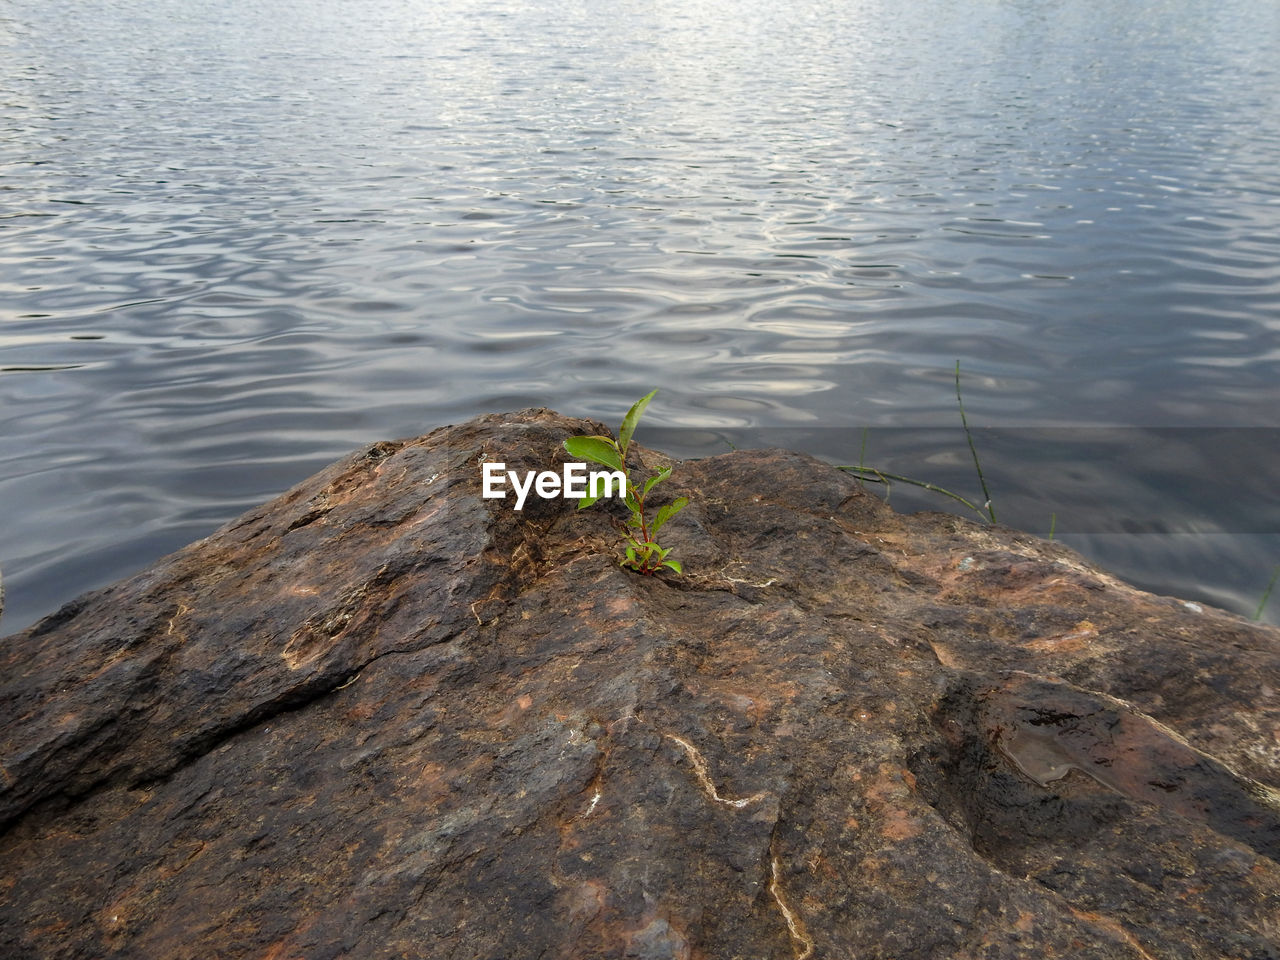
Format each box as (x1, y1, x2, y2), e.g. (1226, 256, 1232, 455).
(665, 733, 811, 957)
(665, 734, 768, 809)
(770, 855, 815, 960)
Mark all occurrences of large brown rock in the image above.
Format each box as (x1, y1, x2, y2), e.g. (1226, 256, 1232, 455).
(2, 409, 1278, 959)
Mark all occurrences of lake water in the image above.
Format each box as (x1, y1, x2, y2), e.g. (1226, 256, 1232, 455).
(2, 0, 1278, 632)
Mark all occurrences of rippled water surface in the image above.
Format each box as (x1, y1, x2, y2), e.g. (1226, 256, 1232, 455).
(2, 0, 1279, 631)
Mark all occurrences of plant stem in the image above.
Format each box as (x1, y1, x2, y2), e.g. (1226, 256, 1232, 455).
(835, 465, 988, 520)
(1255, 564, 1280, 621)
(857, 427, 869, 489)
(637, 488, 652, 546)
(955, 360, 996, 523)
(626, 466, 660, 574)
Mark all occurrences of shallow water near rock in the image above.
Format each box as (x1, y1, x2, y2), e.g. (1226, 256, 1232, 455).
(1, 0, 1279, 632)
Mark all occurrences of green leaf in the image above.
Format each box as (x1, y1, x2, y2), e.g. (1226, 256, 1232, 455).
(662, 559, 683, 574)
(650, 497, 688, 535)
(642, 466, 672, 497)
(625, 545, 637, 563)
(618, 389, 657, 458)
(577, 494, 601, 510)
(563, 436, 624, 471)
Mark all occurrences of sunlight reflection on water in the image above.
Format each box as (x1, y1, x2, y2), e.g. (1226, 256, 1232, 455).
(1, 0, 1279, 630)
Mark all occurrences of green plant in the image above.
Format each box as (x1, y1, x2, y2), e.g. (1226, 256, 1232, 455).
(563, 389, 687, 575)
(955, 360, 996, 523)
(837, 360, 997, 524)
(1255, 563, 1280, 622)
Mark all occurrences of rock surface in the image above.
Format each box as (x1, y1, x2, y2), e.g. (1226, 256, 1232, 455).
(2, 408, 1279, 959)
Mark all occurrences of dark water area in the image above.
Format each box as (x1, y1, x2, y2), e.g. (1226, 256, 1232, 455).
(1, 0, 1278, 632)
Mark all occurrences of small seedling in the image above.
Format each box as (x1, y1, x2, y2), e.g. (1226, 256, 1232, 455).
(564, 390, 687, 575)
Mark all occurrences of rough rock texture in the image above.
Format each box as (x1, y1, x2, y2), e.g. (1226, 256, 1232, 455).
(2, 408, 1279, 960)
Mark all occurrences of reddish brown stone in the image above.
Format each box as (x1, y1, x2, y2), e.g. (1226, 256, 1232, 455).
(2, 409, 1278, 959)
